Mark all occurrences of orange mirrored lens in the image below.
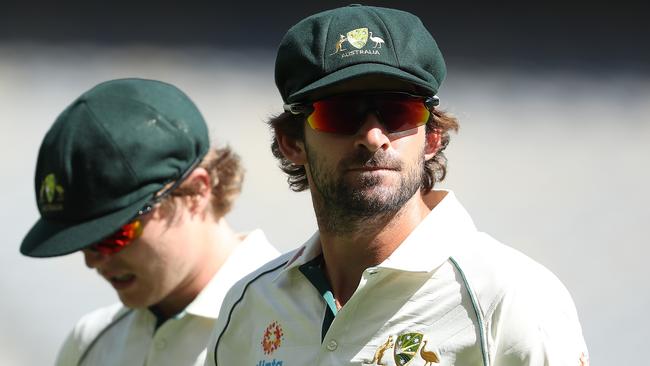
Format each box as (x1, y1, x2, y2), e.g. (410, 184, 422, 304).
(377, 99, 430, 132)
(308, 98, 360, 134)
(91, 219, 143, 255)
(307, 94, 430, 135)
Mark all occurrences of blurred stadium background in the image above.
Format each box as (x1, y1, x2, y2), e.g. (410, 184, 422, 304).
(2, 1, 649, 365)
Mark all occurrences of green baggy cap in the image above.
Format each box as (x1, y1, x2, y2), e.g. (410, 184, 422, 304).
(275, 4, 446, 103)
(21, 78, 209, 257)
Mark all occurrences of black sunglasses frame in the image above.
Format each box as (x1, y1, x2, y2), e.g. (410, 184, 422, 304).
(135, 155, 203, 217)
(283, 92, 440, 116)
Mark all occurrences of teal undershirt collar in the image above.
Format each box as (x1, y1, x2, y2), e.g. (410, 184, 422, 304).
(298, 254, 337, 341)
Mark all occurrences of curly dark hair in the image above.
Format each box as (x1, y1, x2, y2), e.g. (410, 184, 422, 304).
(267, 108, 459, 193)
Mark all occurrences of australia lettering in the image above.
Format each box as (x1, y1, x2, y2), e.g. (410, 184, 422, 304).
(41, 203, 64, 212)
(256, 359, 283, 366)
(340, 49, 381, 58)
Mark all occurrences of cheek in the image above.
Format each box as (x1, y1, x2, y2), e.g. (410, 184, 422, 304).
(393, 130, 427, 157)
(139, 237, 191, 280)
(116, 235, 168, 277)
(135, 219, 194, 274)
(126, 244, 175, 298)
(304, 146, 338, 185)
(305, 127, 350, 154)
(304, 133, 347, 168)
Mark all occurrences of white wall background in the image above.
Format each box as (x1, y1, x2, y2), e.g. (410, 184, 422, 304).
(1, 45, 648, 365)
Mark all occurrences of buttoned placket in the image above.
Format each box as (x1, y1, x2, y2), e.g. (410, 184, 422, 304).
(144, 313, 185, 366)
(315, 266, 384, 365)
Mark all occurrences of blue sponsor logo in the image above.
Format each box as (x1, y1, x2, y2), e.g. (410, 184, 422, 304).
(256, 359, 283, 366)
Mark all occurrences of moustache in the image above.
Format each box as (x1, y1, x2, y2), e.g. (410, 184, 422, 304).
(339, 149, 402, 171)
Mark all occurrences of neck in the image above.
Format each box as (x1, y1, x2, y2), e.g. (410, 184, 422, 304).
(152, 217, 242, 319)
(316, 191, 432, 307)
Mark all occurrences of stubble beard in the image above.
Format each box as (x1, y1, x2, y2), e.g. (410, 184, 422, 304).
(307, 146, 424, 235)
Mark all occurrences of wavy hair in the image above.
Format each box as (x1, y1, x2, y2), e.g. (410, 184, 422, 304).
(160, 146, 244, 218)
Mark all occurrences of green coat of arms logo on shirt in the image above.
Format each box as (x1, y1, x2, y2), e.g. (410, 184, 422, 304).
(393, 332, 423, 365)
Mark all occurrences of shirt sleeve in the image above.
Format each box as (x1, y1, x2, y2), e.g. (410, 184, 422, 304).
(488, 268, 589, 366)
(54, 303, 126, 366)
(54, 327, 82, 366)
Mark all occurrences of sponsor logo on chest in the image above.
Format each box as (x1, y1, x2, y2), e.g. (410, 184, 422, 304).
(257, 321, 285, 366)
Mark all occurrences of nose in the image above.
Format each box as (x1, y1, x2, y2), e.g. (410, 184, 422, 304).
(82, 248, 111, 269)
(354, 112, 390, 152)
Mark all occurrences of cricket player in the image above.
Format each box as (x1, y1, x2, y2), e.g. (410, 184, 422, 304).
(204, 4, 589, 366)
(20, 78, 279, 366)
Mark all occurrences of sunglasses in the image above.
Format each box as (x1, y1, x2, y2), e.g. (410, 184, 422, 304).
(90, 219, 144, 255)
(284, 92, 439, 135)
(88, 156, 202, 255)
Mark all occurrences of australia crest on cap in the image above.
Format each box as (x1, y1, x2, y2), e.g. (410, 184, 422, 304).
(329, 27, 386, 58)
(38, 173, 65, 213)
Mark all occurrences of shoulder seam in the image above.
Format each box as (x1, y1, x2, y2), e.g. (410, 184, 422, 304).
(77, 309, 133, 366)
(77, 309, 134, 366)
(213, 260, 288, 366)
(449, 256, 490, 366)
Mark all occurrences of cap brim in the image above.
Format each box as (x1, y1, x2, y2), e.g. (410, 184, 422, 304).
(287, 63, 438, 103)
(20, 194, 153, 258)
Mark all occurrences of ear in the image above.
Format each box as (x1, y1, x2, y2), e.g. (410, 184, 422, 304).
(276, 129, 307, 165)
(424, 129, 442, 161)
(184, 167, 212, 214)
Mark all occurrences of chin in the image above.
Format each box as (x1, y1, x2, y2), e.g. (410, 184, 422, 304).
(117, 293, 153, 309)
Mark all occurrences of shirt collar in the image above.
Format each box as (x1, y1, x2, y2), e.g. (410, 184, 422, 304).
(379, 190, 477, 272)
(274, 190, 476, 280)
(186, 229, 274, 318)
(272, 231, 323, 282)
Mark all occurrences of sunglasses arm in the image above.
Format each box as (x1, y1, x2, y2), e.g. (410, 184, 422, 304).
(283, 103, 313, 116)
(425, 95, 440, 110)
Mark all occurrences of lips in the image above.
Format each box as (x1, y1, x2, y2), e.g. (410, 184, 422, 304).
(103, 272, 136, 290)
(346, 165, 399, 173)
(340, 149, 400, 168)
(349, 166, 396, 171)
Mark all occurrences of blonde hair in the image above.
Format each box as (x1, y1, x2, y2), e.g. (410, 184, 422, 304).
(160, 146, 244, 218)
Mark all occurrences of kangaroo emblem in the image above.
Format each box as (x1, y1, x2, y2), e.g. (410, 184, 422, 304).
(363, 335, 393, 365)
(330, 34, 348, 55)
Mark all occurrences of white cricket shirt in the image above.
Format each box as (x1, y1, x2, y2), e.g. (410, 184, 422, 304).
(55, 229, 279, 366)
(205, 191, 589, 366)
